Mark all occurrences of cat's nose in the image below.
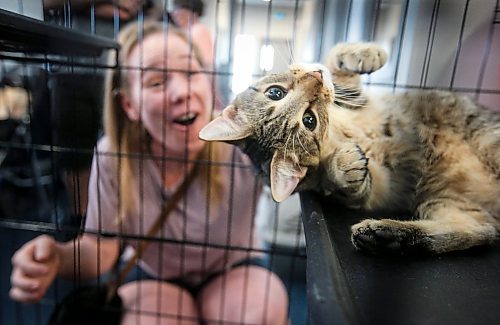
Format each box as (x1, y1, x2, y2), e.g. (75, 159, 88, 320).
(308, 70, 323, 82)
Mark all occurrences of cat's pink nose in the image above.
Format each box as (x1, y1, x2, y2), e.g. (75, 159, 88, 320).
(309, 70, 323, 82)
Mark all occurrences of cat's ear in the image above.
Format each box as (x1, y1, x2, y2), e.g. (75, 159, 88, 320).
(270, 152, 307, 202)
(199, 105, 251, 141)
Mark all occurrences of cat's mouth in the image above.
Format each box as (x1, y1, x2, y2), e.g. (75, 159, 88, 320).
(173, 112, 198, 126)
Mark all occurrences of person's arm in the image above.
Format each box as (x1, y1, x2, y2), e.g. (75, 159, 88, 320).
(192, 24, 214, 67)
(44, 0, 145, 20)
(43, 0, 107, 10)
(10, 139, 122, 304)
(55, 233, 120, 279)
(9, 233, 119, 303)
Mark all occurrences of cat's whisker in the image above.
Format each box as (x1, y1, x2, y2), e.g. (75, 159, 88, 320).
(337, 94, 365, 100)
(336, 99, 366, 107)
(286, 39, 295, 65)
(296, 133, 311, 156)
(335, 94, 360, 100)
(274, 41, 291, 70)
(335, 90, 364, 97)
(284, 130, 294, 159)
(334, 97, 367, 108)
(336, 89, 361, 95)
(335, 92, 366, 100)
(336, 85, 361, 92)
(290, 133, 300, 169)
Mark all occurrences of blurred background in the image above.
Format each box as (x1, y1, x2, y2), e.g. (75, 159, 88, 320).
(0, 0, 499, 324)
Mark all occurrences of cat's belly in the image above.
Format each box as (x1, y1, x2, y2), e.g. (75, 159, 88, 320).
(438, 139, 500, 218)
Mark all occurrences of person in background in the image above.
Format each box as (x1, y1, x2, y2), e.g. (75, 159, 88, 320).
(9, 19, 288, 324)
(171, 0, 214, 67)
(43, 0, 152, 36)
(41, 0, 156, 223)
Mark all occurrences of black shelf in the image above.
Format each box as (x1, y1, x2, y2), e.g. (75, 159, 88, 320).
(300, 192, 500, 325)
(0, 9, 119, 57)
(300, 192, 359, 325)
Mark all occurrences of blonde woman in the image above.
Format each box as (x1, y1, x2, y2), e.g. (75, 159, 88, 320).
(9, 20, 288, 325)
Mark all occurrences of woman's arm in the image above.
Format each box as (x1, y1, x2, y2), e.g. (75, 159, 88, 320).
(43, 0, 106, 10)
(56, 233, 120, 279)
(43, 0, 144, 20)
(10, 233, 120, 303)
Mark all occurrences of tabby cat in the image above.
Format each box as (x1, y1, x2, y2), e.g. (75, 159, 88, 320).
(199, 43, 500, 255)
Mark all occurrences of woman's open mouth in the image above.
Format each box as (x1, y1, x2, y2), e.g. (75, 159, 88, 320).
(173, 112, 198, 126)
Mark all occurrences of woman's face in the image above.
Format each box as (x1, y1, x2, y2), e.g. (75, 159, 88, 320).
(123, 31, 212, 157)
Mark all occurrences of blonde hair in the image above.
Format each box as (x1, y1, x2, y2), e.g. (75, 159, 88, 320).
(103, 19, 224, 220)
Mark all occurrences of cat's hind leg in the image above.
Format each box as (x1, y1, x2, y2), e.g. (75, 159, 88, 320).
(351, 199, 497, 255)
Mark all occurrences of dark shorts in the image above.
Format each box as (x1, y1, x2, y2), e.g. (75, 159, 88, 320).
(122, 257, 270, 297)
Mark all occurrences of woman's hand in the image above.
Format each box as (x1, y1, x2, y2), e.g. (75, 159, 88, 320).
(9, 235, 60, 303)
(94, 0, 145, 21)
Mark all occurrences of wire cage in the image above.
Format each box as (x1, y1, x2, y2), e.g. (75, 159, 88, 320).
(0, 0, 499, 324)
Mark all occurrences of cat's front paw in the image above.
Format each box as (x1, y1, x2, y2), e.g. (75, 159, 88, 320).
(351, 219, 431, 255)
(327, 43, 387, 75)
(328, 144, 370, 195)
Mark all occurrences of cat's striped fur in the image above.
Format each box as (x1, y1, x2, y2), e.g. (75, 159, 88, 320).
(200, 43, 500, 255)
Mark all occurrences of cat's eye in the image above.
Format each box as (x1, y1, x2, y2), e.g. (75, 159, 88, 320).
(302, 110, 317, 131)
(265, 86, 287, 101)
